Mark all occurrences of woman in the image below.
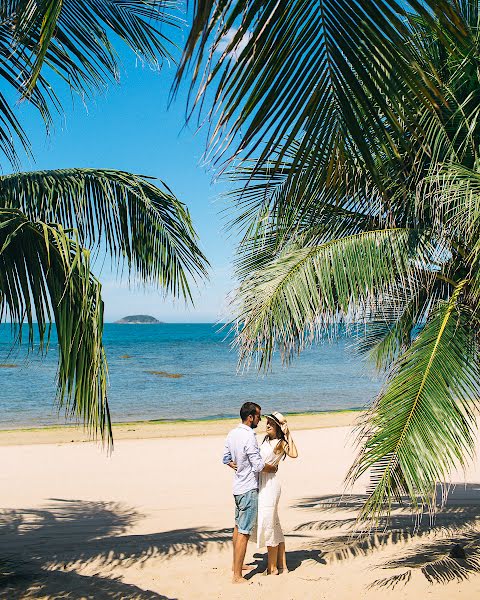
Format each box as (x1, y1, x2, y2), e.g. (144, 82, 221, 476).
(256, 411, 298, 575)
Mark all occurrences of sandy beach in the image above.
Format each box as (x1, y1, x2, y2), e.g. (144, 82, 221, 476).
(1, 414, 480, 599)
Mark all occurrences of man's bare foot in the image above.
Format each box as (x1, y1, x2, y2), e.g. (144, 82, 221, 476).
(262, 568, 279, 576)
(232, 576, 248, 584)
(277, 568, 289, 574)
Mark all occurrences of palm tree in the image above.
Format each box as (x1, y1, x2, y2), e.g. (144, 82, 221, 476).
(0, 2, 208, 443)
(1, 0, 180, 164)
(177, 0, 480, 523)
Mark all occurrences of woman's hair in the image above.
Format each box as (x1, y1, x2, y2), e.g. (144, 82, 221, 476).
(264, 418, 288, 459)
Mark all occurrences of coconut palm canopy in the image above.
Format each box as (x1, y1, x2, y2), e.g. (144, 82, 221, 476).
(0, 0, 179, 165)
(177, 0, 480, 523)
(0, 1, 208, 444)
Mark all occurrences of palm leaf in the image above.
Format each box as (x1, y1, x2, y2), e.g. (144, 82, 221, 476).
(0, 18, 56, 164)
(176, 0, 465, 180)
(355, 285, 432, 370)
(234, 228, 426, 369)
(0, 208, 111, 442)
(421, 163, 480, 255)
(0, 168, 209, 299)
(228, 139, 378, 224)
(0, 0, 179, 164)
(347, 281, 480, 524)
(228, 142, 385, 280)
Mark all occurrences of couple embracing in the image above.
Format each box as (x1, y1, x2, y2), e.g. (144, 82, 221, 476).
(223, 402, 298, 583)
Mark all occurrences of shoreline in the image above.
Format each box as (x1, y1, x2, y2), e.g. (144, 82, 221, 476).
(0, 409, 363, 446)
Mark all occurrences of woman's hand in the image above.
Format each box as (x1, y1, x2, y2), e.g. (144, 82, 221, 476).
(263, 463, 278, 473)
(227, 461, 237, 471)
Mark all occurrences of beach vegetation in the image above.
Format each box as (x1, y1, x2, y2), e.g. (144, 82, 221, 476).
(0, 1, 208, 443)
(178, 0, 480, 523)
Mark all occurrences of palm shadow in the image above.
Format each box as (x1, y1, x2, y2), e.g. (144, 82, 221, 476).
(369, 529, 480, 589)
(292, 483, 480, 588)
(0, 499, 232, 599)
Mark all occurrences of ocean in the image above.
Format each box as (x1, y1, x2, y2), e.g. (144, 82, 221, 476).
(0, 323, 383, 428)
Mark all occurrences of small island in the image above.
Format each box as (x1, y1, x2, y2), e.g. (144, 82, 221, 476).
(115, 315, 162, 324)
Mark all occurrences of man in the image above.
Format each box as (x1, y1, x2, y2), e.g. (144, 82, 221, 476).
(223, 402, 278, 583)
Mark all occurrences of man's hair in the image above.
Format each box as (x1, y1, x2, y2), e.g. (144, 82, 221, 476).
(240, 402, 261, 421)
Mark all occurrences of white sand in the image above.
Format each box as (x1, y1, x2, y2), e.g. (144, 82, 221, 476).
(1, 421, 480, 599)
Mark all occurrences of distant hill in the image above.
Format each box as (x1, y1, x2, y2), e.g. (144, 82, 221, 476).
(115, 315, 162, 324)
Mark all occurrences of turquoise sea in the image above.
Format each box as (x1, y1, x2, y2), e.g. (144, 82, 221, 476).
(0, 323, 383, 428)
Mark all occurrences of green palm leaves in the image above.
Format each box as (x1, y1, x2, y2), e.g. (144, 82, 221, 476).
(0, 171, 208, 443)
(348, 285, 480, 522)
(0, 169, 207, 297)
(0, 2, 208, 440)
(178, 0, 480, 523)
(0, 209, 110, 440)
(177, 0, 454, 180)
(235, 229, 422, 368)
(0, 0, 178, 164)
(0, 0, 208, 439)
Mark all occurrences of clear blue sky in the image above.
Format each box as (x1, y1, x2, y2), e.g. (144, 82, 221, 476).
(9, 25, 236, 323)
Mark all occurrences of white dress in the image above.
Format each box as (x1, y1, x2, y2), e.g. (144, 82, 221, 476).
(255, 438, 285, 548)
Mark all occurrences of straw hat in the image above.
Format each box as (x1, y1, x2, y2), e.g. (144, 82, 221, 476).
(266, 412, 298, 458)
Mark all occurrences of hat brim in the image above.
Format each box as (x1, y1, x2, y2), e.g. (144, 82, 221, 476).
(265, 414, 284, 428)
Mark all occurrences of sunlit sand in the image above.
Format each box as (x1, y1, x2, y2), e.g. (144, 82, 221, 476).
(1, 415, 479, 599)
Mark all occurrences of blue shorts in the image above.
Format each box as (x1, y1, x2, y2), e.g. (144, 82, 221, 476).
(234, 489, 258, 534)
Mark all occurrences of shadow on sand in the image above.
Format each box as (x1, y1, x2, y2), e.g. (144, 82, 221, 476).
(242, 549, 327, 580)
(0, 499, 232, 599)
(291, 483, 480, 589)
(3, 484, 480, 595)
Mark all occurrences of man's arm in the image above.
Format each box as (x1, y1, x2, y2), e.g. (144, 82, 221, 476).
(245, 435, 278, 473)
(223, 438, 236, 470)
(245, 433, 266, 474)
(222, 439, 232, 464)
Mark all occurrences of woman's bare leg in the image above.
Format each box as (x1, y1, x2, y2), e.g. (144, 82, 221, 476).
(266, 546, 279, 575)
(277, 542, 288, 572)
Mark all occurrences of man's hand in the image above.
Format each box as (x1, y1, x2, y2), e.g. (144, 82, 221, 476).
(227, 461, 237, 471)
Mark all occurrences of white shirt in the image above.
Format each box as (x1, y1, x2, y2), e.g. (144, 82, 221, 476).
(223, 424, 265, 495)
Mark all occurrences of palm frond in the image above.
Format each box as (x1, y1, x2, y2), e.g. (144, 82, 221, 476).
(0, 0, 179, 165)
(0, 19, 56, 165)
(6, 0, 178, 92)
(230, 145, 380, 234)
(0, 168, 209, 299)
(356, 285, 432, 370)
(234, 228, 426, 369)
(421, 163, 480, 254)
(176, 0, 463, 179)
(347, 281, 480, 525)
(223, 138, 388, 284)
(0, 208, 111, 443)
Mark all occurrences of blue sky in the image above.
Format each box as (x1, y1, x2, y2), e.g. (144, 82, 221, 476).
(10, 28, 237, 323)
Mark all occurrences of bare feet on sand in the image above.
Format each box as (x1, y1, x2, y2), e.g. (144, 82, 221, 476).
(232, 576, 249, 584)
